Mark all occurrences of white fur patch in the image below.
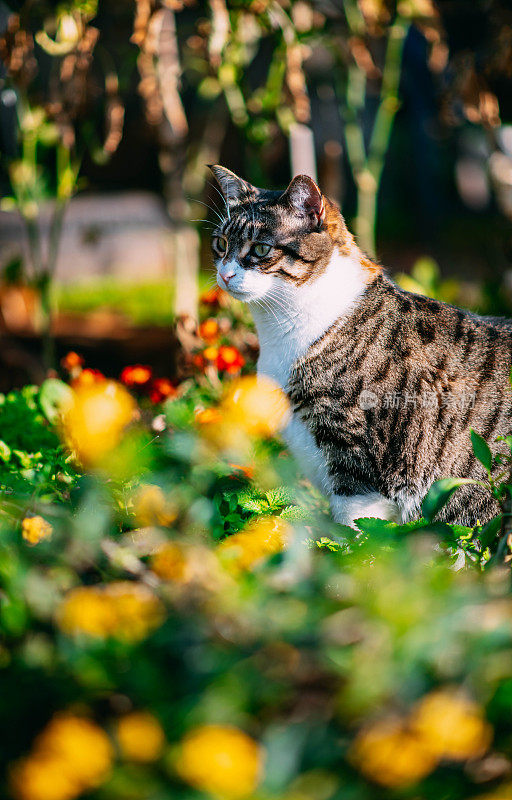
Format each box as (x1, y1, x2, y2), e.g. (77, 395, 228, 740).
(250, 248, 368, 388)
(330, 493, 400, 527)
(282, 414, 331, 493)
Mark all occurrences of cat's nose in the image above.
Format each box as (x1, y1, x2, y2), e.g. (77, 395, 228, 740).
(219, 268, 235, 285)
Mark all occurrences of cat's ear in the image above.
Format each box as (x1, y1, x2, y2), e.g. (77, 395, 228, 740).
(208, 165, 256, 205)
(281, 175, 325, 228)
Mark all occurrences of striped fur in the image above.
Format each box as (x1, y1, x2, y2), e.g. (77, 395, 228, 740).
(210, 166, 512, 526)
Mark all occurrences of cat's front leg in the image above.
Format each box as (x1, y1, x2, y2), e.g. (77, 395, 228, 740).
(330, 492, 400, 527)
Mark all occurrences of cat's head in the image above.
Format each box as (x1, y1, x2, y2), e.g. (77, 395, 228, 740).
(208, 165, 358, 303)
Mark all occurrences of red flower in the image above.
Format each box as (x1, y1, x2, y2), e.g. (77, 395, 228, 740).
(149, 378, 177, 404)
(200, 287, 224, 307)
(120, 365, 153, 388)
(198, 318, 219, 343)
(216, 345, 245, 375)
(71, 368, 105, 388)
(61, 351, 84, 372)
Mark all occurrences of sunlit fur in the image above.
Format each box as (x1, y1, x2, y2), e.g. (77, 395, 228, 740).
(210, 167, 512, 529)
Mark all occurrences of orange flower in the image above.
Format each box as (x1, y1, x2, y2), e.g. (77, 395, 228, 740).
(120, 365, 153, 388)
(216, 345, 245, 374)
(60, 352, 84, 372)
(71, 368, 105, 388)
(195, 407, 223, 425)
(198, 318, 220, 343)
(200, 286, 224, 306)
(203, 346, 219, 362)
(192, 353, 206, 370)
(228, 463, 254, 480)
(149, 378, 176, 404)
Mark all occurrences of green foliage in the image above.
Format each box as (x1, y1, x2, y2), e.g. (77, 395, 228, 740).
(0, 384, 79, 506)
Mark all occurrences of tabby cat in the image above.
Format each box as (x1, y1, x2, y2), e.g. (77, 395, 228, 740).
(209, 164, 512, 526)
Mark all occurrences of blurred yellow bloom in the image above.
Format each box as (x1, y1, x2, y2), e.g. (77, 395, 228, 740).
(217, 516, 292, 573)
(56, 581, 164, 642)
(176, 725, 264, 799)
(410, 689, 492, 761)
(351, 717, 438, 788)
(10, 714, 113, 800)
(222, 376, 290, 438)
(61, 381, 135, 466)
(134, 484, 177, 527)
(150, 542, 187, 582)
(116, 711, 165, 762)
(10, 754, 80, 800)
(22, 515, 53, 545)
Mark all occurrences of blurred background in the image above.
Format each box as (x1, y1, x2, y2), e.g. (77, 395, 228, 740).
(2, 0, 512, 389)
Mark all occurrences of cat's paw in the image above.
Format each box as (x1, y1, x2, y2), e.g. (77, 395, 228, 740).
(330, 492, 400, 528)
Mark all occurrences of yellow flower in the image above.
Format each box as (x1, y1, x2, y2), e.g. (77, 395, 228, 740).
(134, 484, 177, 527)
(116, 711, 165, 762)
(150, 542, 188, 582)
(9, 715, 113, 800)
(22, 515, 53, 545)
(410, 689, 492, 761)
(222, 376, 290, 438)
(350, 717, 438, 788)
(61, 381, 135, 466)
(36, 715, 113, 788)
(217, 516, 292, 573)
(56, 582, 164, 642)
(176, 725, 264, 799)
(10, 754, 80, 800)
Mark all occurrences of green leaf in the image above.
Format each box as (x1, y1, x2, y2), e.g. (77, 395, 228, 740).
(279, 505, 309, 521)
(39, 379, 73, 424)
(470, 429, 493, 473)
(479, 515, 503, 549)
(422, 477, 478, 521)
(0, 440, 11, 462)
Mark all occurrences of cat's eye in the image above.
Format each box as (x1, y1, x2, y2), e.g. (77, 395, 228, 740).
(253, 243, 272, 258)
(213, 236, 228, 254)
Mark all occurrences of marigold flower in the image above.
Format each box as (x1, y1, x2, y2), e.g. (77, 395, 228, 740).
(149, 378, 177, 404)
(120, 364, 153, 387)
(61, 381, 135, 466)
(22, 515, 53, 545)
(116, 711, 165, 762)
(410, 689, 492, 761)
(70, 368, 105, 388)
(56, 582, 164, 642)
(200, 286, 224, 306)
(134, 484, 177, 527)
(10, 714, 113, 800)
(195, 407, 223, 426)
(203, 346, 219, 362)
(192, 353, 206, 370)
(228, 463, 254, 480)
(10, 753, 81, 800)
(350, 717, 438, 788)
(217, 516, 292, 573)
(35, 715, 113, 788)
(222, 376, 290, 437)
(60, 351, 84, 372)
(216, 345, 245, 374)
(198, 318, 220, 343)
(176, 725, 264, 799)
(150, 542, 187, 582)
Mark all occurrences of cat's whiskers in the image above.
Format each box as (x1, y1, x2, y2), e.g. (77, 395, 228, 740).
(209, 181, 230, 220)
(191, 198, 225, 226)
